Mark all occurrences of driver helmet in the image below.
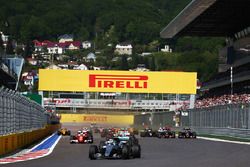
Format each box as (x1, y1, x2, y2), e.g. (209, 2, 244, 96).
(107, 139, 114, 144)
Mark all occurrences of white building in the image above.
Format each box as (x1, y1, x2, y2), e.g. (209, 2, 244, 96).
(115, 44, 132, 55)
(0, 31, 9, 46)
(161, 45, 172, 52)
(58, 34, 74, 43)
(73, 64, 88, 70)
(68, 43, 79, 50)
(47, 45, 64, 54)
(141, 52, 152, 56)
(82, 41, 91, 49)
(129, 64, 150, 72)
(86, 52, 96, 62)
(46, 64, 62, 70)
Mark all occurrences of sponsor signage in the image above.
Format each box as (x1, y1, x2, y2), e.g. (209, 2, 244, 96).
(83, 116, 107, 122)
(89, 74, 148, 89)
(60, 114, 134, 124)
(39, 69, 197, 94)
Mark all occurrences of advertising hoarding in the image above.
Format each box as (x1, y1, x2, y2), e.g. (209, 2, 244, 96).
(39, 69, 197, 94)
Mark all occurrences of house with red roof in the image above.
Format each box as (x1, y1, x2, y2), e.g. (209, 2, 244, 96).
(67, 41, 82, 50)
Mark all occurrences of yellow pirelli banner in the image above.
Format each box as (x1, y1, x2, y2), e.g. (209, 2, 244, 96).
(39, 69, 197, 94)
(60, 114, 134, 125)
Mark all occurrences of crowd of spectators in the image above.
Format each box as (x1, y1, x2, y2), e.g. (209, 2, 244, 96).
(194, 94, 250, 109)
(176, 94, 250, 111)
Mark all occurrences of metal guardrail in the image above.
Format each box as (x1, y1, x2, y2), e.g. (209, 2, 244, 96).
(133, 111, 175, 130)
(0, 87, 47, 135)
(191, 127, 250, 139)
(180, 103, 250, 138)
(133, 103, 250, 138)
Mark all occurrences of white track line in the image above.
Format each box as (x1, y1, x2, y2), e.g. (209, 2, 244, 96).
(198, 136, 250, 145)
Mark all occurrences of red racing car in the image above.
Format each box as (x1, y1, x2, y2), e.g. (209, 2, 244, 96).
(70, 130, 93, 144)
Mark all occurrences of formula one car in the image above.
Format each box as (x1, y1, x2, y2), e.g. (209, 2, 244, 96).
(70, 130, 93, 144)
(115, 129, 130, 137)
(57, 128, 71, 136)
(157, 127, 176, 138)
(178, 128, 197, 138)
(89, 136, 141, 160)
(100, 128, 110, 138)
(100, 128, 118, 140)
(140, 128, 157, 137)
(127, 127, 139, 135)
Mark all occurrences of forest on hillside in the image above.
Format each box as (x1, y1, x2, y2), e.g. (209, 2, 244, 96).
(0, 0, 225, 82)
(0, 0, 190, 43)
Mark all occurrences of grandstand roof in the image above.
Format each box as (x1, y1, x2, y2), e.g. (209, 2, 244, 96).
(160, 0, 250, 39)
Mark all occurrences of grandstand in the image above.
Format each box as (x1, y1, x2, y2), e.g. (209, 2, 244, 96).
(159, 0, 250, 137)
(160, 0, 250, 97)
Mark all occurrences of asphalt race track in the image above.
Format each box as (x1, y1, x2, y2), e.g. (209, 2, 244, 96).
(3, 125, 250, 167)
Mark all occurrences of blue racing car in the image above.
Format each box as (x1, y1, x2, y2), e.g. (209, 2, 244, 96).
(89, 136, 141, 160)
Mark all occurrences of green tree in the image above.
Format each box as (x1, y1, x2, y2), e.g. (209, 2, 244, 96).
(131, 54, 140, 68)
(6, 38, 14, 54)
(120, 55, 129, 70)
(0, 34, 4, 52)
(76, 26, 89, 41)
(23, 40, 33, 58)
(150, 56, 156, 71)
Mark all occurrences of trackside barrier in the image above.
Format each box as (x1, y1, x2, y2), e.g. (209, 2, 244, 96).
(0, 87, 47, 135)
(133, 104, 250, 138)
(179, 103, 250, 138)
(133, 111, 175, 130)
(0, 124, 61, 156)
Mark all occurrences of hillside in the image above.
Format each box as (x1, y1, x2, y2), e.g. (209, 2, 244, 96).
(0, 0, 225, 85)
(0, 0, 190, 43)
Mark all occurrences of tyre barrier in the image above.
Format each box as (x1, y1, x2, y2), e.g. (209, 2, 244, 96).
(0, 124, 61, 156)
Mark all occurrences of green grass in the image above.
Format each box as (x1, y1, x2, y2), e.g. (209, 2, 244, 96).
(199, 134, 250, 142)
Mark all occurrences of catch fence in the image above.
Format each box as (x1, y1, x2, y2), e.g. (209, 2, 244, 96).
(0, 87, 47, 135)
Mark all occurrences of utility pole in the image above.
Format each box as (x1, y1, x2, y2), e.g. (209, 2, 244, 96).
(230, 66, 233, 96)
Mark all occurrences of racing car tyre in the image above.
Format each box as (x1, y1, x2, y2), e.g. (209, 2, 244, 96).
(121, 145, 129, 159)
(131, 144, 141, 158)
(70, 136, 75, 144)
(178, 132, 182, 138)
(89, 135, 94, 143)
(192, 132, 197, 138)
(89, 145, 98, 160)
(172, 132, 176, 138)
(99, 141, 106, 154)
(67, 130, 71, 136)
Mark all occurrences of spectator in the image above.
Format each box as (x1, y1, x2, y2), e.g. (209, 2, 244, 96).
(194, 94, 250, 109)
